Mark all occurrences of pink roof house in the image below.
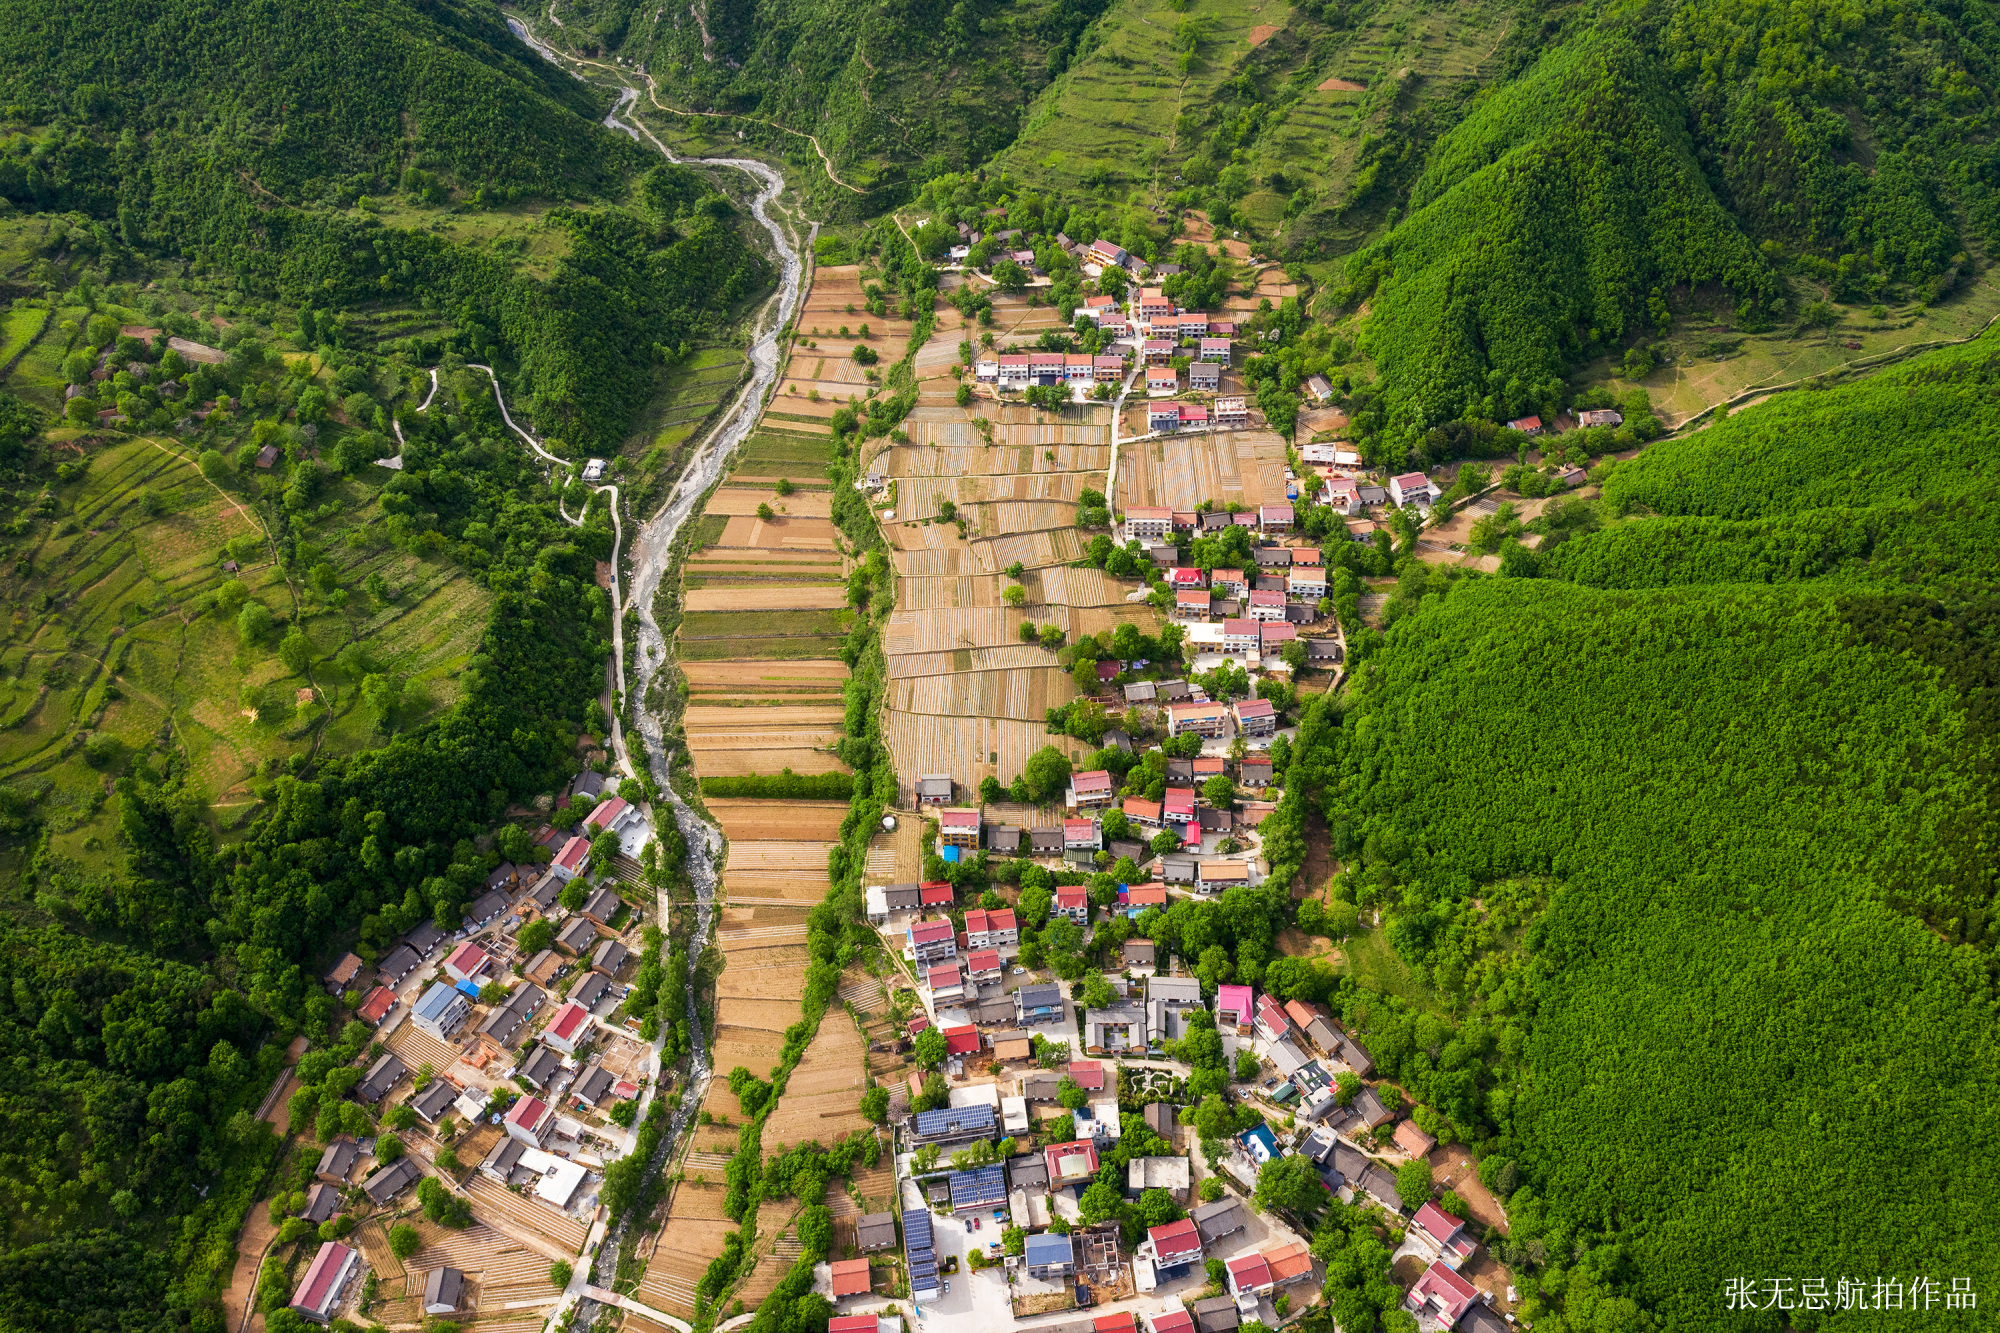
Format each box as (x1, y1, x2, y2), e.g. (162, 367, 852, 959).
(1216, 984, 1253, 1032)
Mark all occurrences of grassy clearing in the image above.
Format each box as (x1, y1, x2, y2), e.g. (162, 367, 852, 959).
(681, 609, 852, 639)
(1579, 285, 2000, 425)
(619, 347, 750, 511)
(1, 300, 48, 368)
(736, 432, 838, 471)
(1341, 924, 1444, 1013)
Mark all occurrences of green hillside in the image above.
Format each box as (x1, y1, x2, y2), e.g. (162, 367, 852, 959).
(1319, 578, 2000, 1329)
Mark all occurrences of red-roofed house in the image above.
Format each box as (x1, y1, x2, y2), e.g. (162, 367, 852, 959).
(1064, 818, 1102, 851)
(1169, 566, 1207, 589)
(1226, 1251, 1275, 1298)
(357, 986, 397, 1025)
(926, 963, 964, 1003)
(1247, 588, 1288, 622)
(830, 1258, 874, 1299)
(1147, 1217, 1204, 1270)
(503, 1095, 551, 1146)
(1388, 472, 1435, 508)
(942, 1023, 981, 1056)
(290, 1241, 360, 1323)
(906, 1014, 930, 1035)
(1258, 504, 1294, 533)
(1174, 588, 1212, 621)
(1095, 1314, 1139, 1333)
(1054, 886, 1089, 921)
(1067, 1060, 1106, 1091)
(1405, 1262, 1479, 1327)
(1265, 1239, 1313, 1286)
(550, 835, 592, 882)
(1254, 993, 1292, 1043)
(938, 808, 982, 848)
(1163, 788, 1197, 825)
(964, 908, 1019, 949)
(1045, 1138, 1101, 1185)
(909, 918, 958, 965)
(443, 942, 490, 984)
(830, 1317, 879, 1333)
(544, 1002, 592, 1055)
(1124, 884, 1168, 910)
(1507, 414, 1544, 435)
(1233, 698, 1278, 737)
(1283, 998, 1322, 1034)
(1169, 701, 1231, 737)
(1072, 770, 1116, 808)
(583, 794, 640, 835)
(1396, 1119, 1439, 1158)
(1150, 1309, 1196, 1333)
(919, 881, 956, 907)
(1412, 1202, 1480, 1269)
(965, 949, 1002, 983)
(1124, 797, 1164, 827)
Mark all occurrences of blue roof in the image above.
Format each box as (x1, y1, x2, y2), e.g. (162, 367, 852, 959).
(902, 1208, 933, 1247)
(413, 982, 460, 1020)
(913, 1104, 996, 1137)
(1242, 1124, 1279, 1155)
(904, 1205, 938, 1292)
(949, 1165, 1007, 1210)
(939, 845, 961, 863)
(455, 978, 482, 997)
(1024, 1232, 1074, 1265)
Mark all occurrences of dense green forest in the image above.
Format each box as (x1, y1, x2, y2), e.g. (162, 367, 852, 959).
(550, 0, 1110, 199)
(0, 0, 769, 450)
(1305, 579, 2000, 1329)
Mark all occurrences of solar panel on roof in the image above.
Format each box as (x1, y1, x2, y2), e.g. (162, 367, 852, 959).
(902, 1208, 933, 1244)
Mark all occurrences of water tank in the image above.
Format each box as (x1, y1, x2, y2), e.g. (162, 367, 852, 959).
(881, 814, 898, 831)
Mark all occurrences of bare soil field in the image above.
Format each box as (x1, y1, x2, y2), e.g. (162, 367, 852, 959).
(718, 515, 840, 549)
(884, 606, 1070, 654)
(683, 586, 850, 611)
(719, 996, 813, 1031)
(707, 800, 850, 841)
(687, 747, 847, 777)
(1118, 430, 1289, 509)
(888, 667, 1068, 720)
(703, 486, 835, 519)
(882, 712, 1061, 801)
(761, 1012, 870, 1148)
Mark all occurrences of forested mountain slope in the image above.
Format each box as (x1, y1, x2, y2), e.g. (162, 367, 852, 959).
(554, 0, 1110, 199)
(1272, 323, 2000, 1330)
(0, 0, 640, 215)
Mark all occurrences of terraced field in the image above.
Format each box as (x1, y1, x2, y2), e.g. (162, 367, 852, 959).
(0, 431, 488, 876)
(868, 297, 1157, 798)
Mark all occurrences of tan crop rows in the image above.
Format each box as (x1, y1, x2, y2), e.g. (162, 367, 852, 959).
(684, 586, 849, 610)
(887, 668, 1066, 720)
(717, 515, 841, 549)
(760, 1011, 870, 1148)
(1118, 430, 1289, 510)
(885, 606, 1072, 654)
(703, 487, 834, 519)
(707, 801, 850, 841)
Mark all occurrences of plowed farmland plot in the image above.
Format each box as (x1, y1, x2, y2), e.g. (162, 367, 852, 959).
(683, 586, 850, 610)
(708, 800, 849, 841)
(761, 1011, 870, 1148)
(704, 487, 834, 519)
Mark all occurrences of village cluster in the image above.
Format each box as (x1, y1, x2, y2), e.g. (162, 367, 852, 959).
(275, 771, 661, 1325)
(818, 853, 1506, 1333)
(967, 238, 1252, 431)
